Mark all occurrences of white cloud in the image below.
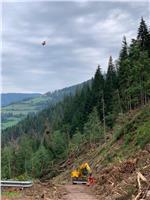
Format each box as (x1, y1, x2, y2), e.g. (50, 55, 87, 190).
(2, 1, 149, 92)
(75, 14, 95, 24)
(89, 9, 132, 35)
(73, 47, 108, 72)
(3, 41, 31, 57)
(27, 69, 56, 75)
(77, 1, 91, 7)
(46, 36, 73, 46)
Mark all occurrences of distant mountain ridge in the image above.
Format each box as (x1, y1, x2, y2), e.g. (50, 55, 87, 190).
(1, 93, 41, 107)
(1, 81, 89, 130)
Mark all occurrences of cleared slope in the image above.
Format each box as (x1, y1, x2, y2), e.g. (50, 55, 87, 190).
(2, 104, 150, 200)
(53, 103, 150, 199)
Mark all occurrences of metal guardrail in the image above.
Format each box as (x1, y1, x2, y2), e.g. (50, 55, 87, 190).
(0, 180, 33, 187)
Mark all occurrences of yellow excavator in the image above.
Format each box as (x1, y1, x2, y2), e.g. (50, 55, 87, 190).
(71, 162, 92, 184)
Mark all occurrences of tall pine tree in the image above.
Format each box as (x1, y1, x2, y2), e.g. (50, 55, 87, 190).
(118, 36, 130, 111)
(92, 65, 104, 120)
(137, 17, 150, 53)
(105, 56, 117, 113)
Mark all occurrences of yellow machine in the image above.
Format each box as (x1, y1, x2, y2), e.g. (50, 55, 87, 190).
(71, 162, 92, 184)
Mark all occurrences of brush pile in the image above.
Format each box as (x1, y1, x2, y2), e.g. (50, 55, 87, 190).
(93, 150, 150, 200)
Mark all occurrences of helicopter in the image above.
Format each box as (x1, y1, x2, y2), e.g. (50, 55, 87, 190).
(41, 40, 46, 46)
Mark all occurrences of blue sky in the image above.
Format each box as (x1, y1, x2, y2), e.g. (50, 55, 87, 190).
(2, 0, 149, 93)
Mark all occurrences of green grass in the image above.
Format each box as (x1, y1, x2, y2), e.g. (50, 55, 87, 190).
(2, 119, 21, 130)
(135, 121, 150, 148)
(99, 104, 150, 165)
(2, 191, 21, 198)
(1, 95, 52, 129)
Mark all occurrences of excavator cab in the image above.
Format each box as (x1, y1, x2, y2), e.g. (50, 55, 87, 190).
(71, 162, 92, 184)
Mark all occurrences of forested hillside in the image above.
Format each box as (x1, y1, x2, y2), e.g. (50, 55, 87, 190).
(1, 82, 86, 130)
(1, 18, 150, 180)
(1, 93, 41, 107)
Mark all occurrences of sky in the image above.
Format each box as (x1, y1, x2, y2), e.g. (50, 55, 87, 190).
(2, 0, 150, 93)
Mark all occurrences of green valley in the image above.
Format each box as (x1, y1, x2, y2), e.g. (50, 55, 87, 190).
(1, 82, 86, 130)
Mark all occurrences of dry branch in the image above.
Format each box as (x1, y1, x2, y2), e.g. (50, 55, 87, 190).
(134, 171, 149, 200)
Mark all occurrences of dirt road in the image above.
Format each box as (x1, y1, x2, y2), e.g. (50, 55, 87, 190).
(2, 181, 98, 200)
(62, 184, 97, 200)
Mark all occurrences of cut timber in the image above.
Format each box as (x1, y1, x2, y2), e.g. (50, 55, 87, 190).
(134, 172, 149, 200)
(137, 172, 149, 184)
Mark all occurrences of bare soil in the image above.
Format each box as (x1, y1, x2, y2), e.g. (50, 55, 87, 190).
(62, 184, 97, 200)
(1, 181, 63, 200)
(1, 182, 98, 200)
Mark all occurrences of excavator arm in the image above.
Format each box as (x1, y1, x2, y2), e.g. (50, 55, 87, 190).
(81, 163, 92, 174)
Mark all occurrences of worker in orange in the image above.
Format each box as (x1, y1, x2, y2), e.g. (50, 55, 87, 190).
(87, 173, 96, 186)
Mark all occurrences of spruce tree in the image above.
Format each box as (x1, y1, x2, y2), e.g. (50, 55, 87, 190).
(104, 56, 118, 127)
(119, 36, 128, 62)
(118, 36, 128, 89)
(105, 56, 117, 110)
(118, 36, 130, 111)
(137, 17, 150, 52)
(92, 65, 104, 120)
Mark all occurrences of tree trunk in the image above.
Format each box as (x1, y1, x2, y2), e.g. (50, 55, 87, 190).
(117, 89, 123, 113)
(102, 93, 106, 143)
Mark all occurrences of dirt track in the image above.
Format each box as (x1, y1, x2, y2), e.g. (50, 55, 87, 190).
(62, 184, 97, 200)
(2, 183, 97, 200)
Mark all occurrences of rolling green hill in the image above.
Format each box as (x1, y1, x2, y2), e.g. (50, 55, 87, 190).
(1, 95, 50, 129)
(1, 82, 86, 130)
